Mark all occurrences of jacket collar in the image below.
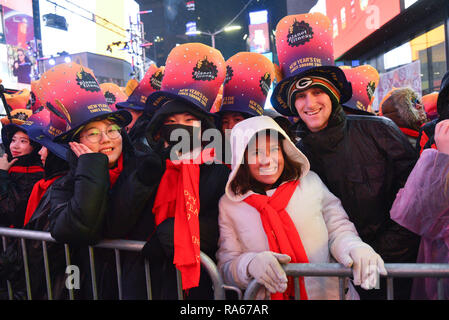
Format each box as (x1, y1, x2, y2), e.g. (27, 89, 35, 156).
(295, 105, 346, 154)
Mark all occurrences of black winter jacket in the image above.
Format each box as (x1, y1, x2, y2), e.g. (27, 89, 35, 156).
(46, 132, 146, 299)
(295, 106, 420, 262)
(0, 152, 71, 300)
(106, 146, 230, 299)
(127, 113, 152, 153)
(0, 151, 43, 228)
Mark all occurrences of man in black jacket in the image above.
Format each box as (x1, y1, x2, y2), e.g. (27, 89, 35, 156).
(271, 13, 420, 300)
(272, 69, 420, 300)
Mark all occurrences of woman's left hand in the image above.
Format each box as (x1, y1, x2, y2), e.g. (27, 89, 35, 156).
(69, 142, 94, 158)
(342, 245, 388, 290)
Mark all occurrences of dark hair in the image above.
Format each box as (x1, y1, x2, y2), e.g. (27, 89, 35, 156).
(230, 130, 303, 195)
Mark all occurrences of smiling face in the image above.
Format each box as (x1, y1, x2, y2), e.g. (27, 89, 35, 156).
(79, 119, 123, 168)
(10, 130, 34, 158)
(294, 87, 333, 132)
(246, 133, 285, 190)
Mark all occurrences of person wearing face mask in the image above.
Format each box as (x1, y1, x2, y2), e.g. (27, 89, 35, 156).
(105, 43, 230, 300)
(215, 52, 275, 167)
(0, 91, 43, 228)
(115, 64, 164, 153)
(217, 116, 386, 300)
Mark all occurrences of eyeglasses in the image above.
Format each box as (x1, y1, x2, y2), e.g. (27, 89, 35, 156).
(79, 124, 121, 143)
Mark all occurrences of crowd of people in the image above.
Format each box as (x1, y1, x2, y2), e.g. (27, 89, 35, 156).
(0, 12, 447, 300)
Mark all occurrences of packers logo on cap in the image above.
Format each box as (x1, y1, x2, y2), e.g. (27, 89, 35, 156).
(295, 77, 313, 90)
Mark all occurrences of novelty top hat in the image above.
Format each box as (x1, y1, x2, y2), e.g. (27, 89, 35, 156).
(20, 107, 69, 160)
(271, 13, 352, 116)
(0, 88, 32, 126)
(340, 65, 378, 115)
(116, 64, 164, 112)
(100, 82, 128, 111)
(30, 80, 43, 113)
(35, 62, 131, 142)
(218, 52, 275, 117)
(145, 43, 226, 117)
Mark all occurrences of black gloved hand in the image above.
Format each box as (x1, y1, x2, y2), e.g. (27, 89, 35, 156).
(136, 140, 167, 186)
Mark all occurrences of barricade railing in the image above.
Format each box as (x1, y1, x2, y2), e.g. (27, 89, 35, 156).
(0, 227, 228, 300)
(243, 263, 449, 300)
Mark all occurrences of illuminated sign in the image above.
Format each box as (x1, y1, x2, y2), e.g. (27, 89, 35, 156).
(186, 21, 197, 35)
(249, 10, 268, 25)
(327, 0, 401, 58)
(248, 10, 270, 54)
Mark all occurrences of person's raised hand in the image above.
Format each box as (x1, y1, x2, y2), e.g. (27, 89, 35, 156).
(435, 119, 449, 155)
(69, 142, 94, 158)
(0, 154, 18, 171)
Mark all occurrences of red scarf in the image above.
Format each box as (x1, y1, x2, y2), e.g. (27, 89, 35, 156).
(400, 127, 419, 138)
(243, 180, 309, 300)
(109, 153, 123, 187)
(23, 175, 62, 226)
(8, 165, 44, 174)
(152, 148, 214, 290)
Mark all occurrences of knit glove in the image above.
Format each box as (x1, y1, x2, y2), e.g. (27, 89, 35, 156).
(340, 245, 387, 290)
(247, 251, 291, 294)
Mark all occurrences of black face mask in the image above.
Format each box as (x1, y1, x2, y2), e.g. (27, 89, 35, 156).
(159, 124, 202, 152)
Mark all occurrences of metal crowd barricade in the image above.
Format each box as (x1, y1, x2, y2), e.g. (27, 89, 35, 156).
(0, 227, 227, 300)
(243, 263, 449, 300)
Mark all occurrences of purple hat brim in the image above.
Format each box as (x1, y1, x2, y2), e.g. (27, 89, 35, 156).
(116, 100, 145, 112)
(54, 109, 132, 143)
(27, 126, 69, 161)
(145, 90, 217, 118)
(271, 65, 352, 116)
(216, 105, 261, 117)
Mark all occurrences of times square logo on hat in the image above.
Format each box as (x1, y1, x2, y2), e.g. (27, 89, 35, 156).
(192, 56, 218, 81)
(104, 91, 116, 105)
(260, 72, 272, 97)
(287, 19, 314, 47)
(76, 67, 101, 92)
(150, 67, 164, 90)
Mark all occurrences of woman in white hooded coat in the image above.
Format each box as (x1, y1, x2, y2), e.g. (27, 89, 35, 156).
(216, 116, 387, 300)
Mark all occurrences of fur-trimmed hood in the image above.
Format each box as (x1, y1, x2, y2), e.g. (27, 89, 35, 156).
(379, 87, 428, 130)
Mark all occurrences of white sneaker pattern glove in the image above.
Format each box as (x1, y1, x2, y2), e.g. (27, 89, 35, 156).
(247, 251, 291, 294)
(340, 245, 388, 290)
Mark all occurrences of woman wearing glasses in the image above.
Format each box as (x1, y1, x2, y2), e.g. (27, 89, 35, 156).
(35, 63, 133, 299)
